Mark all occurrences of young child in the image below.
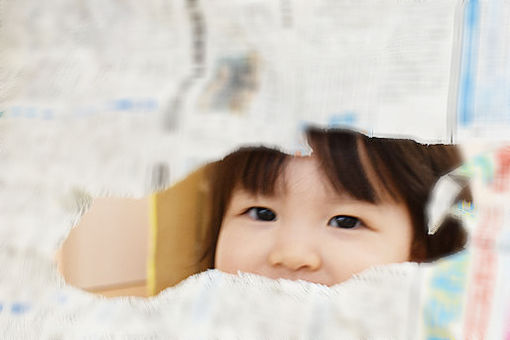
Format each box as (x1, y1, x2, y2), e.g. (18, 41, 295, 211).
(204, 127, 471, 286)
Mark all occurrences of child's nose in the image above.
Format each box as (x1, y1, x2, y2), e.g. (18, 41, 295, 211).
(267, 238, 321, 272)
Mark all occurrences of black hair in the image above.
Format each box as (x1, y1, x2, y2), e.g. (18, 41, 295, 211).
(204, 127, 471, 265)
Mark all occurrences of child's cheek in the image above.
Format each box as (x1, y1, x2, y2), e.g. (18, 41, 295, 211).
(214, 220, 270, 273)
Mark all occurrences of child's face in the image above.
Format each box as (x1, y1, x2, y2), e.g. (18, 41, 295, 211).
(214, 156, 414, 286)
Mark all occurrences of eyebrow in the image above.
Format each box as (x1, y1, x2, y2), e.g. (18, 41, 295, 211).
(314, 182, 376, 205)
(236, 188, 374, 209)
(322, 195, 378, 208)
(227, 189, 277, 203)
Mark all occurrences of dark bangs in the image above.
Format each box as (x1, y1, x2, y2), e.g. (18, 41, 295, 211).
(306, 127, 397, 204)
(213, 146, 289, 198)
(306, 127, 462, 206)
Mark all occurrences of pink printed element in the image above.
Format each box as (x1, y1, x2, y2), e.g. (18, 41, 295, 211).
(506, 308, 510, 340)
(464, 250, 495, 338)
(494, 147, 510, 192)
(463, 207, 503, 339)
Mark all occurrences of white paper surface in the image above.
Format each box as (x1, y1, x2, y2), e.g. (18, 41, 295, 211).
(1, 0, 510, 338)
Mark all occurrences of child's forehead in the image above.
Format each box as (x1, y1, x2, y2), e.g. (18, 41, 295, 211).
(237, 156, 358, 201)
(280, 156, 332, 190)
(286, 155, 397, 203)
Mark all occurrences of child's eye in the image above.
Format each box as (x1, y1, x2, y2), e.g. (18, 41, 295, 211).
(328, 215, 361, 229)
(245, 207, 277, 221)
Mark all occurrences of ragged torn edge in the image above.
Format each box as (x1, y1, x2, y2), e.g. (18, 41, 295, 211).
(426, 172, 471, 235)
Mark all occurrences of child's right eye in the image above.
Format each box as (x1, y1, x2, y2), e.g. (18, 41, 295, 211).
(328, 215, 362, 229)
(245, 207, 277, 221)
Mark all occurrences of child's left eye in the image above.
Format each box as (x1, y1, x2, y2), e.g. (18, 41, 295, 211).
(328, 215, 361, 229)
